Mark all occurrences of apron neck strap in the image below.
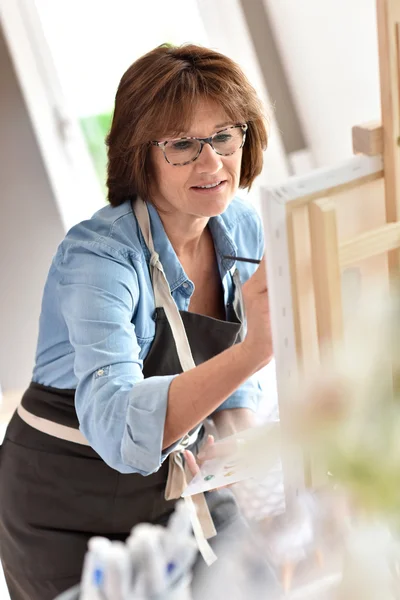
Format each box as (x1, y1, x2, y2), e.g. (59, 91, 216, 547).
(133, 198, 196, 372)
(133, 196, 157, 256)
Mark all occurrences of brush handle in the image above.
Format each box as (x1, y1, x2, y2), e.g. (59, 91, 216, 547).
(223, 255, 261, 265)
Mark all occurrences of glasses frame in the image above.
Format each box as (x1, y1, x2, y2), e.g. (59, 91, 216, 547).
(151, 123, 248, 166)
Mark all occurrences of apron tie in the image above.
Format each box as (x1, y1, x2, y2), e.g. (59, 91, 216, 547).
(150, 251, 162, 269)
(165, 451, 217, 566)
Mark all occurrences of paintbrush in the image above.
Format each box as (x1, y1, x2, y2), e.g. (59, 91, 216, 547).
(223, 255, 261, 265)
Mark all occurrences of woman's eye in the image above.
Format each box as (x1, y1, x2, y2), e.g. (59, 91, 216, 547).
(170, 140, 194, 151)
(214, 134, 232, 143)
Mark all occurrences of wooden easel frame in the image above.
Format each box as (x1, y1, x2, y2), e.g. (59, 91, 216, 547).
(261, 0, 400, 491)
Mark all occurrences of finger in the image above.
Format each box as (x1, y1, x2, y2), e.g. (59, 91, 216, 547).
(197, 438, 237, 462)
(184, 450, 200, 477)
(205, 434, 214, 447)
(196, 434, 214, 462)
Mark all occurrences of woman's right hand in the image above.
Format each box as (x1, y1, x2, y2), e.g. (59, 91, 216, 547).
(240, 256, 273, 370)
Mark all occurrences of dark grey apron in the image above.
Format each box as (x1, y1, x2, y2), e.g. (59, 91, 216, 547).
(0, 200, 245, 600)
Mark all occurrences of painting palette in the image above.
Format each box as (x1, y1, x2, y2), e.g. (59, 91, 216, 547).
(182, 453, 257, 496)
(182, 425, 278, 497)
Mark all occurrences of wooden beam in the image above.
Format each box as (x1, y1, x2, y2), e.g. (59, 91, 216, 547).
(286, 205, 320, 373)
(286, 204, 321, 490)
(308, 199, 343, 353)
(339, 221, 400, 267)
(352, 121, 383, 156)
(264, 154, 383, 210)
(377, 0, 400, 274)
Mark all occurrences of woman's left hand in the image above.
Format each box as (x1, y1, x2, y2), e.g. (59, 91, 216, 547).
(184, 429, 244, 478)
(184, 434, 237, 494)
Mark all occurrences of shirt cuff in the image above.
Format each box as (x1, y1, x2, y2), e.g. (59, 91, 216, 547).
(213, 388, 263, 414)
(121, 374, 181, 476)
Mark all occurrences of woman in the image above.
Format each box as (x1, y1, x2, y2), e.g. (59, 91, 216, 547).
(0, 44, 272, 599)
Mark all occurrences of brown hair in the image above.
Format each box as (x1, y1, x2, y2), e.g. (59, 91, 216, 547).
(106, 44, 269, 207)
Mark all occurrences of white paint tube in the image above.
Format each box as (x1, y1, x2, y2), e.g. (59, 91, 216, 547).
(162, 518, 197, 591)
(81, 537, 111, 600)
(125, 506, 197, 599)
(131, 525, 167, 597)
(103, 541, 131, 600)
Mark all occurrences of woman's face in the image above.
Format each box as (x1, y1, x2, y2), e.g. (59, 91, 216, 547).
(149, 99, 244, 219)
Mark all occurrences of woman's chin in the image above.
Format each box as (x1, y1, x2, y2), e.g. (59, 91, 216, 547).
(188, 190, 233, 217)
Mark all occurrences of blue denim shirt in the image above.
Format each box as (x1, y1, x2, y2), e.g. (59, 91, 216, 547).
(32, 198, 264, 476)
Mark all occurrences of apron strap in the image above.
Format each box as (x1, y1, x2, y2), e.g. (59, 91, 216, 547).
(134, 198, 195, 372)
(165, 452, 217, 566)
(17, 404, 91, 445)
(134, 197, 217, 566)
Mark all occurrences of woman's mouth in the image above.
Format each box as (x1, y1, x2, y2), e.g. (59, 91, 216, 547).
(190, 180, 227, 193)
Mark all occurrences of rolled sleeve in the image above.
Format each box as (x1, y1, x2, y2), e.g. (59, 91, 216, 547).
(58, 240, 181, 476)
(121, 375, 182, 474)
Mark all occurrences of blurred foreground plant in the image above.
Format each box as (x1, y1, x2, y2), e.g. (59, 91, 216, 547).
(281, 282, 400, 524)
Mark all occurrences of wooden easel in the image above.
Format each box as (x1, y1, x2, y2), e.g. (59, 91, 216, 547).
(261, 0, 400, 491)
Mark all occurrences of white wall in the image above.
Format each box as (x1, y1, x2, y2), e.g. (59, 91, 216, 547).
(0, 24, 64, 391)
(34, 0, 210, 117)
(196, 0, 289, 185)
(264, 0, 381, 167)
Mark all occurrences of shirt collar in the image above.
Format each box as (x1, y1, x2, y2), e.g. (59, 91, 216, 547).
(208, 214, 237, 277)
(139, 202, 238, 291)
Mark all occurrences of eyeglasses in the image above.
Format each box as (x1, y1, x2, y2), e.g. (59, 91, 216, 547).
(151, 123, 248, 166)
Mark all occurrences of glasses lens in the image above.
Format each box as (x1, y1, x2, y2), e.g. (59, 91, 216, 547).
(165, 139, 201, 165)
(213, 126, 245, 155)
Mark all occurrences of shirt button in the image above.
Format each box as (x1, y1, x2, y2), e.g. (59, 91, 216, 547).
(182, 282, 189, 289)
(97, 369, 104, 376)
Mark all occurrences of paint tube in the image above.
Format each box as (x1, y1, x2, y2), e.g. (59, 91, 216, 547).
(162, 501, 198, 590)
(103, 541, 131, 600)
(81, 537, 111, 600)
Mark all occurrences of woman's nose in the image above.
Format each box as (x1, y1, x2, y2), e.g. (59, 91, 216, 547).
(195, 142, 223, 173)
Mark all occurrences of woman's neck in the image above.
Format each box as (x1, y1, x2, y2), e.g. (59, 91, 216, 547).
(158, 210, 210, 260)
